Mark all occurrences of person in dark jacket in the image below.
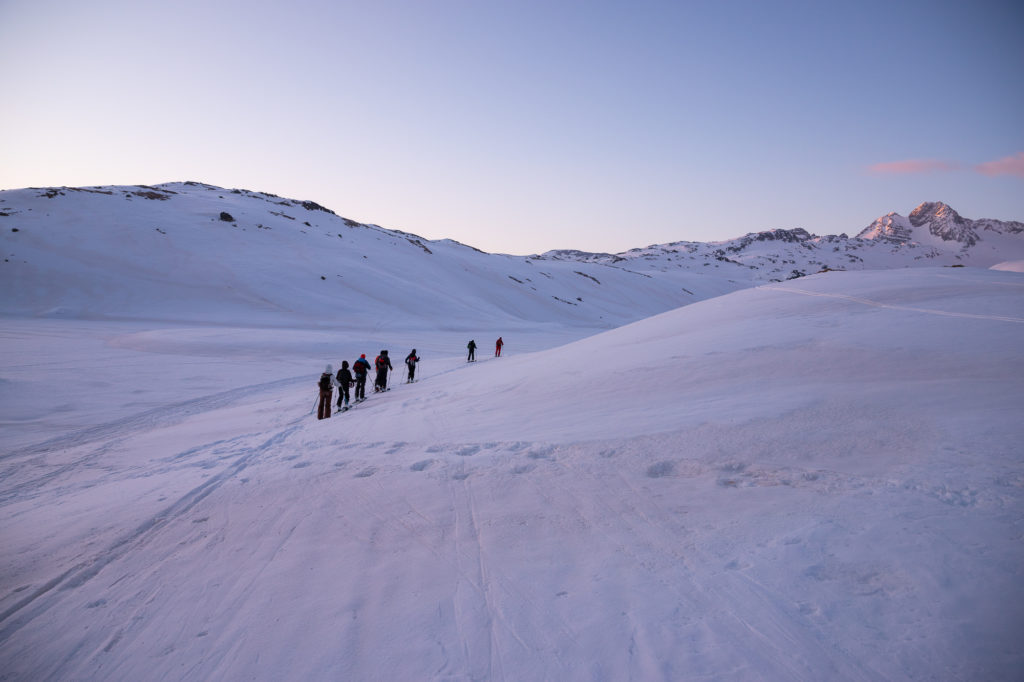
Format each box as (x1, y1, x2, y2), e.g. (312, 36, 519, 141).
(374, 350, 393, 392)
(335, 361, 353, 410)
(317, 364, 334, 419)
(495, 336, 504, 357)
(405, 349, 420, 383)
(352, 354, 371, 401)
(467, 339, 476, 362)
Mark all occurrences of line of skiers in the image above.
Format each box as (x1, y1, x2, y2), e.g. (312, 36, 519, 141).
(317, 349, 420, 419)
(318, 338, 505, 419)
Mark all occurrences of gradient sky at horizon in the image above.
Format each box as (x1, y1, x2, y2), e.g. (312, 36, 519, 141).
(2, 0, 1022, 255)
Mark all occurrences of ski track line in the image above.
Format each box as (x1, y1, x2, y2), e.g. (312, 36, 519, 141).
(463, 477, 509, 682)
(0, 430, 265, 509)
(1, 375, 307, 461)
(448, 474, 500, 681)
(368, 473, 580, 673)
(762, 286, 1024, 323)
(339, 468, 512, 678)
(0, 437, 126, 507)
(0, 422, 302, 647)
(447, 473, 472, 677)
(443, 468, 545, 681)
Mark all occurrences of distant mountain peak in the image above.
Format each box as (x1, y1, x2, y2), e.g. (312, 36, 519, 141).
(907, 201, 978, 245)
(909, 201, 964, 227)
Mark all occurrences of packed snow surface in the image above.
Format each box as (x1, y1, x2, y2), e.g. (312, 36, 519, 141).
(2, 267, 1023, 681)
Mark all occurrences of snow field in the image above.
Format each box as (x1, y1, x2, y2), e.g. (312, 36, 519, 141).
(1, 267, 1023, 680)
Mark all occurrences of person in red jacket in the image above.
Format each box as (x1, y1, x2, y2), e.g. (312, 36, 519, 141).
(352, 354, 371, 401)
(495, 336, 504, 357)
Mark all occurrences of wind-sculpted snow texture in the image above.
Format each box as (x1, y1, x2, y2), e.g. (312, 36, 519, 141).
(1, 264, 1023, 681)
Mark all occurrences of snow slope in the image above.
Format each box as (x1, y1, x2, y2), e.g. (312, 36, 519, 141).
(0, 183, 736, 328)
(2, 267, 1023, 681)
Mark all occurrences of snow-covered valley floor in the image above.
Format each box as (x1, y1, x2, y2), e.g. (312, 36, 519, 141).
(1, 268, 1023, 681)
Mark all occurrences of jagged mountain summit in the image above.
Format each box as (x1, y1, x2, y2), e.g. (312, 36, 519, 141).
(1, 184, 1021, 326)
(858, 201, 1023, 252)
(909, 202, 977, 244)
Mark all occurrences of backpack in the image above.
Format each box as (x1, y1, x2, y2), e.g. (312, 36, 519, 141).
(318, 373, 331, 391)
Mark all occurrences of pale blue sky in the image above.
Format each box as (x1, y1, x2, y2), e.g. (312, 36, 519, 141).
(2, 0, 1021, 254)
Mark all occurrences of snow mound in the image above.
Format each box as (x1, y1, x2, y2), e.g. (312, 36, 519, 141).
(991, 259, 1024, 272)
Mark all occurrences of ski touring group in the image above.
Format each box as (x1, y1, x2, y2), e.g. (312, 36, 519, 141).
(316, 338, 504, 419)
(465, 336, 501, 363)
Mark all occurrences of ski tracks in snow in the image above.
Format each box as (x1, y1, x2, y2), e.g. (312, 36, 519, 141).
(0, 376, 312, 678)
(0, 374, 308, 506)
(0, 422, 303, 652)
(448, 475, 506, 680)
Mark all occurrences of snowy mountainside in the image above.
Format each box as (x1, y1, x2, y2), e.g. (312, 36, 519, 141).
(857, 201, 1024, 260)
(3, 184, 1022, 330)
(542, 202, 1024, 280)
(0, 182, 734, 328)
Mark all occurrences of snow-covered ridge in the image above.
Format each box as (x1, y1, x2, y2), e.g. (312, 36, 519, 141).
(858, 201, 1024, 252)
(1, 184, 1022, 327)
(0, 181, 731, 327)
(547, 202, 1024, 280)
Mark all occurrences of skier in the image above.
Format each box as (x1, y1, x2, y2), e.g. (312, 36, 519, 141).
(317, 364, 334, 419)
(495, 336, 503, 357)
(405, 349, 421, 383)
(352, 354, 371, 401)
(467, 339, 476, 362)
(374, 350, 393, 392)
(335, 360, 353, 411)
